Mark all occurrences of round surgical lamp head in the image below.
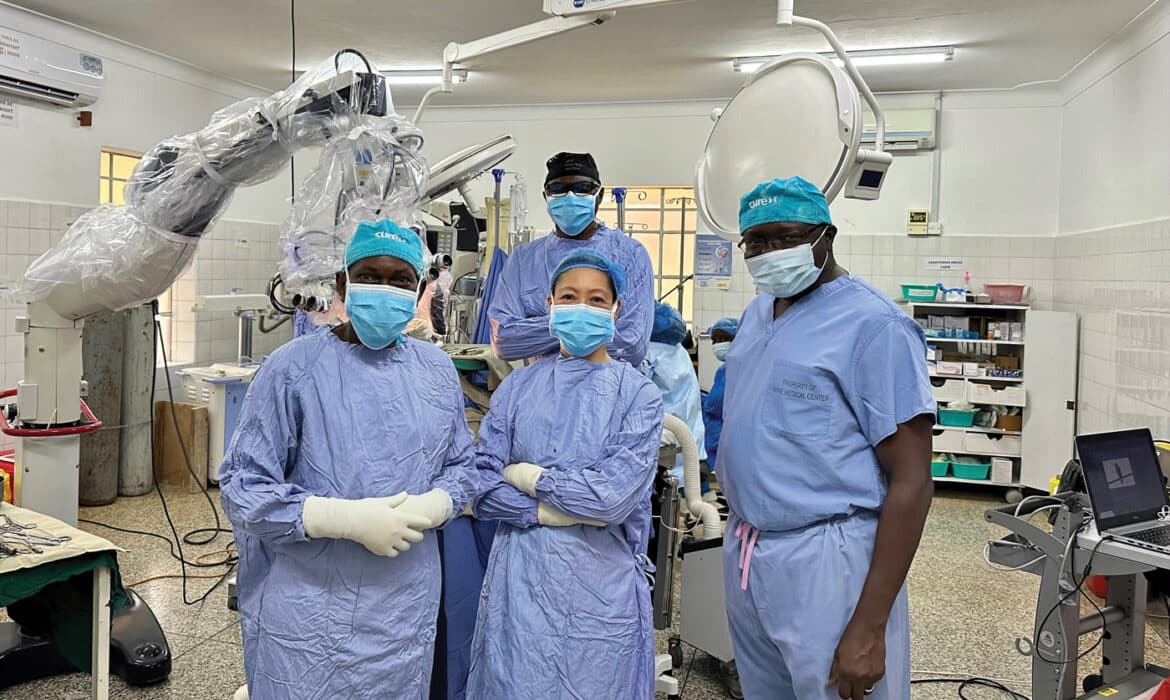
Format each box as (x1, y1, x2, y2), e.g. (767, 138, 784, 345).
(424, 134, 517, 204)
(695, 53, 862, 240)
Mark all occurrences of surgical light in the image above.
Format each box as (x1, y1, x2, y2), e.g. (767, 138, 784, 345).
(382, 68, 469, 85)
(732, 46, 954, 73)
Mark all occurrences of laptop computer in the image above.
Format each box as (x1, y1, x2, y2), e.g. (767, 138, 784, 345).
(1078, 428, 1170, 552)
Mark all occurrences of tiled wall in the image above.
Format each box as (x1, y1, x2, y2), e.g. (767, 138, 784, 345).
(693, 234, 1058, 334)
(0, 199, 291, 424)
(1053, 218, 1170, 438)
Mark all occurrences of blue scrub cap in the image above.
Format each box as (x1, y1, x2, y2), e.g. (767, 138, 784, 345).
(651, 302, 687, 345)
(708, 317, 739, 337)
(738, 176, 832, 233)
(345, 219, 425, 276)
(550, 249, 626, 299)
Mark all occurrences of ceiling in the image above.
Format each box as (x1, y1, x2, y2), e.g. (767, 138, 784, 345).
(14, 0, 1153, 105)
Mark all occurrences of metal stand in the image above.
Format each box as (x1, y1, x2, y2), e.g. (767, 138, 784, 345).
(986, 496, 1168, 699)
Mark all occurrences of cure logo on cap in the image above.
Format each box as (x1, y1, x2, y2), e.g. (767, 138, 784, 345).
(747, 196, 777, 209)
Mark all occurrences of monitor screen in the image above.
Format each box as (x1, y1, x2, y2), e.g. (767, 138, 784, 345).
(858, 169, 884, 189)
(1078, 428, 1168, 530)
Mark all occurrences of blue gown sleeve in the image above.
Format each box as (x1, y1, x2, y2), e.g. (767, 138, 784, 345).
(471, 376, 539, 528)
(611, 242, 655, 367)
(218, 354, 311, 546)
(535, 380, 664, 524)
(848, 315, 938, 447)
(429, 361, 480, 513)
(488, 248, 561, 361)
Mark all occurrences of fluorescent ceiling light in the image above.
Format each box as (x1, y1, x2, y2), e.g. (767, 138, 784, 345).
(381, 68, 469, 85)
(733, 46, 954, 73)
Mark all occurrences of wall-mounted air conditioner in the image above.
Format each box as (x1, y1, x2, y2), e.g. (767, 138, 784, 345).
(0, 26, 103, 108)
(862, 108, 937, 151)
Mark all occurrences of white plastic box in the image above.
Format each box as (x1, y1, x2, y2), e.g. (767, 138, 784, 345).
(967, 382, 1026, 407)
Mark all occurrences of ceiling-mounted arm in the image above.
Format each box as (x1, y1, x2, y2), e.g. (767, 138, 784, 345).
(775, 0, 886, 151)
(413, 12, 615, 123)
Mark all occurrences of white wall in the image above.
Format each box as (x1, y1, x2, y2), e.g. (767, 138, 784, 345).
(1051, 1, 1170, 438)
(0, 4, 289, 223)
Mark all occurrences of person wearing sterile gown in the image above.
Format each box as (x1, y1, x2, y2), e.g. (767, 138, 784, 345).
(219, 219, 478, 700)
(641, 301, 706, 487)
(467, 249, 664, 699)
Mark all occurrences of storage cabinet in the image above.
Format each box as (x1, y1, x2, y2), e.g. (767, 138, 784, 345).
(909, 302, 1078, 500)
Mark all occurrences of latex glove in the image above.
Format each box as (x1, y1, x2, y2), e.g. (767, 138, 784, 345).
(232, 684, 249, 700)
(503, 462, 545, 497)
(461, 503, 474, 517)
(394, 489, 454, 530)
(301, 493, 427, 557)
(538, 502, 603, 527)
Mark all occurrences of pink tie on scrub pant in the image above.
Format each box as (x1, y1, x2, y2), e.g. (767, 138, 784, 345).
(735, 521, 760, 590)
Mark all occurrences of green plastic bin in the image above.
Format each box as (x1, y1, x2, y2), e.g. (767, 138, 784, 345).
(901, 284, 939, 302)
(952, 460, 991, 480)
(930, 460, 950, 478)
(938, 409, 976, 427)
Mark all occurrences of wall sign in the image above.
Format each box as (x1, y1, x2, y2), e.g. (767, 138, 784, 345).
(924, 257, 966, 271)
(0, 99, 17, 128)
(695, 234, 732, 290)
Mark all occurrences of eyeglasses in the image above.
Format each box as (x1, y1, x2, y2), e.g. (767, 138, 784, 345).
(544, 180, 601, 198)
(737, 225, 826, 257)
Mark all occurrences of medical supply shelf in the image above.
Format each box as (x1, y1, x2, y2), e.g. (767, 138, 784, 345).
(909, 302, 1078, 501)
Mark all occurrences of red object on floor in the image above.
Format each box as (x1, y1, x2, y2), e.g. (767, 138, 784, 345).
(1152, 676, 1170, 700)
(1088, 575, 1108, 598)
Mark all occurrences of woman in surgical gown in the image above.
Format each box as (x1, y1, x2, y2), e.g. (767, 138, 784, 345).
(467, 250, 664, 699)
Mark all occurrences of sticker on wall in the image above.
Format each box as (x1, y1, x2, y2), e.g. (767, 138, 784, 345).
(695, 234, 732, 290)
(924, 257, 967, 271)
(0, 99, 18, 128)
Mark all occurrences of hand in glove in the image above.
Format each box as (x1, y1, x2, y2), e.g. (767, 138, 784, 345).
(394, 489, 454, 530)
(502, 462, 545, 497)
(301, 493, 428, 557)
(537, 502, 604, 527)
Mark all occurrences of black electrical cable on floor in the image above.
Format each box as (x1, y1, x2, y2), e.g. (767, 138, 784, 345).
(911, 677, 1029, 700)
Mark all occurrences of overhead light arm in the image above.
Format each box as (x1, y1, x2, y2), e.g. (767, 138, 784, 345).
(413, 12, 614, 123)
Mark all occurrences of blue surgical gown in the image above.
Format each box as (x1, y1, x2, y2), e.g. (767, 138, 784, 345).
(717, 276, 935, 700)
(219, 329, 479, 700)
(467, 356, 664, 699)
(488, 223, 655, 366)
(702, 364, 726, 468)
(641, 340, 705, 482)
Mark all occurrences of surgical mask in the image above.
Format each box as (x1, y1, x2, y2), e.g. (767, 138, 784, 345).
(547, 193, 597, 236)
(744, 228, 827, 298)
(549, 303, 615, 357)
(712, 342, 731, 363)
(345, 277, 417, 350)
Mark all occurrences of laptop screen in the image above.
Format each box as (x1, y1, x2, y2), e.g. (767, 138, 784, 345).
(1078, 428, 1169, 531)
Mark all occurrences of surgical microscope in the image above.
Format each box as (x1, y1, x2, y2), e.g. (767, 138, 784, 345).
(0, 49, 392, 689)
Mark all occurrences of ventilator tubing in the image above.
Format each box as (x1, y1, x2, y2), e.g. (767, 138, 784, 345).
(662, 413, 721, 540)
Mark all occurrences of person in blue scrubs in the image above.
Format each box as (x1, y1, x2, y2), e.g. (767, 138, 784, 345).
(220, 220, 479, 700)
(488, 151, 655, 366)
(641, 301, 706, 485)
(718, 178, 935, 700)
(467, 250, 664, 699)
(702, 317, 738, 470)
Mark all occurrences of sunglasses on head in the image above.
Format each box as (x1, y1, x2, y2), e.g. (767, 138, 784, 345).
(544, 180, 601, 197)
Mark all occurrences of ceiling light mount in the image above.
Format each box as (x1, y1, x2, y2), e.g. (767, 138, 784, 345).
(381, 68, 469, 85)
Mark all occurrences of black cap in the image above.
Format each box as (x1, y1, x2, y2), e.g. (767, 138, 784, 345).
(545, 152, 600, 184)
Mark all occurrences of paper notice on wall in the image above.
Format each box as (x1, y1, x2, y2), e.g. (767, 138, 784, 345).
(924, 257, 966, 271)
(0, 100, 17, 128)
(695, 234, 733, 290)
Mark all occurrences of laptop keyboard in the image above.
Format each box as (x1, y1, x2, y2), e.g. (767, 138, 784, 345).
(1126, 525, 1170, 547)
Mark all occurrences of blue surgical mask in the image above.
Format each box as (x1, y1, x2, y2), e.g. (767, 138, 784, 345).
(549, 303, 615, 357)
(345, 277, 417, 350)
(712, 341, 731, 363)
(744, 228, 827, 298)
(547, 193, 597, 236)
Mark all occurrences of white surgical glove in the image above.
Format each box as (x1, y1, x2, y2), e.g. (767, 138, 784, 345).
(503, 462, 545, 497)
(537, 502, 604, 527)
(394, 489, 454, 530)
(301, 493, 428, 558)
(232, 684, 249, 700)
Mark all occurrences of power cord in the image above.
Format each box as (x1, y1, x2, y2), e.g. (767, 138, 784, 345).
(1029, 532, 1112, 669)
(911, 677, 1029, 699)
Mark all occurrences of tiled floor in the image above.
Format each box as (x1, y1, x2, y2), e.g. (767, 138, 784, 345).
(5, 485, 1170, 699)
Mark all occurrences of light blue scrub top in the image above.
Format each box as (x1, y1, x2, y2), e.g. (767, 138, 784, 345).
(717, 276, 936, 532)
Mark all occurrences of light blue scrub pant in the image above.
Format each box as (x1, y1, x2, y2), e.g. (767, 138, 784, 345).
(723, 513, 910, 700)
